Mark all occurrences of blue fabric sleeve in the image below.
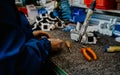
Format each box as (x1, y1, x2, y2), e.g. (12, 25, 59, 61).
(16, 38, 51, 75)
(0, 0, 51, 75)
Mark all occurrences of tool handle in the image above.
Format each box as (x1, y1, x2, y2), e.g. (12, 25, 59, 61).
(81, 48, 91, 61)
(65, 40, 71, 48)
(105, 46, 120, 52)
(87, 47, 97, 60)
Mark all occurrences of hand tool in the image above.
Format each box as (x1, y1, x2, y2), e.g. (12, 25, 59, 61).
(65, 40, 71, 53)
(79, 0, 96, 36)
(105, 46, 120, 52)
(81, 47, 97, 61)
(70, 0, 97, 44)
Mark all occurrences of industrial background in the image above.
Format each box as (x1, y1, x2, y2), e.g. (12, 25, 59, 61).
(16, 0, 120, 75)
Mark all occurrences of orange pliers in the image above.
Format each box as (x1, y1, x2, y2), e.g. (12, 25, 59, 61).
(81, 47, 97, 61)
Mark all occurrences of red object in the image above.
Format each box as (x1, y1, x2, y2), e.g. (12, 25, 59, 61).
(18, 7, 28, 16)
(84, 0, 116, 10)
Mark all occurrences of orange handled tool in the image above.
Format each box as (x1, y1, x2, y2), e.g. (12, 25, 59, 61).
(65, 40, 71, 53)
(81, 47, 97, 61)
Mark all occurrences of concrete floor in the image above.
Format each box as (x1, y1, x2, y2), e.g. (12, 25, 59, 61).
(48, 29, 120, 75)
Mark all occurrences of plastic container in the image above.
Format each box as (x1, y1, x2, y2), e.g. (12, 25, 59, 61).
(112, 24, 120, 37)
(70, 7, 86, 23)
(84, 0, 116, 10)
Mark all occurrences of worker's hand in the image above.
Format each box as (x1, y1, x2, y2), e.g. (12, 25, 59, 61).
(33, 30, 51, 39)
(48, 39, 63, 52)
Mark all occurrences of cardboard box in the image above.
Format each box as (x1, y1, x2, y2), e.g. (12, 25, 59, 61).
(117, 3, 120, 10)
(117, 6, 120, 10)
(26, 5, 38, 20)
(116, 0, 120, 2)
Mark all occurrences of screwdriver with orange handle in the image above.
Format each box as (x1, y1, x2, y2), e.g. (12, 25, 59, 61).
(65, 40, 71, 53)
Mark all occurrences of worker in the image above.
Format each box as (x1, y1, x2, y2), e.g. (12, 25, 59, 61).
(0, 0, 63, 75)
